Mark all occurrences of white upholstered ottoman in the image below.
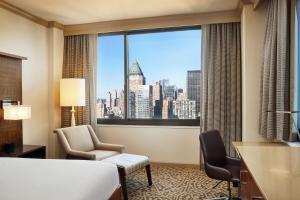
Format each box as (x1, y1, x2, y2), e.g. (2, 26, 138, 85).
(102, 153, 152, 200)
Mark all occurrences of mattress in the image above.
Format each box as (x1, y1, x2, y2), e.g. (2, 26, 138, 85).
(0, 158, 119, 200)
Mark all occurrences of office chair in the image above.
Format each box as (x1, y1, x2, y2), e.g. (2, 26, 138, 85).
(199, 129, 241, 199)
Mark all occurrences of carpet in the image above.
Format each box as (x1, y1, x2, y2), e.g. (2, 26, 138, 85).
(127, 164, 237, 200)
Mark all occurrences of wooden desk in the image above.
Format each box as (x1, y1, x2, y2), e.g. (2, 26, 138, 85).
(233, 142, 300, 200)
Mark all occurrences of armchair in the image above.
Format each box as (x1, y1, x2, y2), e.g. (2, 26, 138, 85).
(55, 125, 125, 160)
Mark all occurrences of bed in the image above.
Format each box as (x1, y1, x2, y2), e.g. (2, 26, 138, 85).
(0, 158, 121, 200)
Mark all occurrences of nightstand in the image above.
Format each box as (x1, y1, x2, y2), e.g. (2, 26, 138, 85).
(0, 145, 46, 159)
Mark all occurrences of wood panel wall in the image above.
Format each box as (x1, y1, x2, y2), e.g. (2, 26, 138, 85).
(0, 53, 24, 150)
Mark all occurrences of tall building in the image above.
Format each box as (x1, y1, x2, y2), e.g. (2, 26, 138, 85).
(129, 61, 146, 118)
(152, 82, 162, 118)
(162, 97, 173, 119)
(119, 90, 125, 117)
(128, 91, 135, 118)
(96, 99, 106, 118)
(129, 61, 145, 93)
(159, 79, 169, 99)
(173, 94, 196, 119)
(187, 70, 201, 117)
(164, 85, 177, 100)
(106, 91, 112, 108)
(111, 90, 117, 107)
(136, 85, 153, 119)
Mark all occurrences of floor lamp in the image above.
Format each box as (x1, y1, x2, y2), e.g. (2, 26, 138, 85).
(60, 78, 86, 127)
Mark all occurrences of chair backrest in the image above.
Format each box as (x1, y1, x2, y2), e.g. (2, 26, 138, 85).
(199, 129, 226, 167)
(57, 125, 95, 152)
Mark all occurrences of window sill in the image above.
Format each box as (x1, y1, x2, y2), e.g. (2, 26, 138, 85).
(97, 124, 200, 129)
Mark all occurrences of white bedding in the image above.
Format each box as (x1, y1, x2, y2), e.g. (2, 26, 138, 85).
(0, 158, 119, 200)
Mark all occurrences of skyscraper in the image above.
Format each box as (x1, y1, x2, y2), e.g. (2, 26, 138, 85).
(187, 70, 201, 117)
(111, 90, 117, 107)
(96, 99, 106, 118)
(119, 90, 125, 118)
(129, 61, 145, 93)
(162, 97, 173, 119)
(128, 91, 135, 118)
(136, 85, 153, 119)
(106, 91, 112, 109)
(152, 82, 162, 118)
(129, 61, 146, 118)
(164, 85, 177, 100)
(159, 79, 169, 99)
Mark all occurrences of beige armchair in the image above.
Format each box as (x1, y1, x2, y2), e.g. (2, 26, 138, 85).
(54, 125, 125, 160)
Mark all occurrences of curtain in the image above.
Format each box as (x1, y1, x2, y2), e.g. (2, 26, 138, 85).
(61, 34, 98, 129)
(259, 0, 291, 141)
(201, 22, 242, 156)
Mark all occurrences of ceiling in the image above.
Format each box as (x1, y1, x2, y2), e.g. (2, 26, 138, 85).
(4, 0, 240, 25)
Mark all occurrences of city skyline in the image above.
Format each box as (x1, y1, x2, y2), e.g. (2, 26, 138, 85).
(97, 60, 201, 120)
(97, 29, 201, 99)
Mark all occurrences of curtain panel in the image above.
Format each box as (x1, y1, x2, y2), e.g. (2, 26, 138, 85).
(61, 34, 98, 129)
(259, 0, 292, 141)
(201, 22, 242, 156)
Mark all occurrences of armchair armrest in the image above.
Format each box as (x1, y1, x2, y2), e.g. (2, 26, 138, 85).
(226, 156, 241, 166)
(95, 143, 125, 153)
(67, 150, 96, 160)
(205, 162, 232, 181)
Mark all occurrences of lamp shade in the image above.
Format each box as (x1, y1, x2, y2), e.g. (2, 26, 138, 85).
(60, 78, 86, 107)
(4, 105, 31, 120)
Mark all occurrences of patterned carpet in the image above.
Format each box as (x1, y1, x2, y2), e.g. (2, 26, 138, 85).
(127, 164, 237, 200)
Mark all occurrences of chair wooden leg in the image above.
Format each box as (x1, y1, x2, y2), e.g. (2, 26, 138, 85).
(145, 164, 152, 186)
(117, 166, 128, 200)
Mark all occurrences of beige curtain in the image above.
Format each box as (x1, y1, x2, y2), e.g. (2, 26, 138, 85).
(259, 0, 292, 141)
(201, 23, 242, 156)
(61, 34, 98, 129)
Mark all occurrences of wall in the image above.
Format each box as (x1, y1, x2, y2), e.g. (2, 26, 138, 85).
(0, 7, 49, 149)
(48, 27, 64, 158)
(241, 3, 268, 142)
(0, 7, 64, 156)
(97, 125, 200, 165)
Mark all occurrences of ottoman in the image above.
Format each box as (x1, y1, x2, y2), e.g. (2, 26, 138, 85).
(102, 153, 152, 200)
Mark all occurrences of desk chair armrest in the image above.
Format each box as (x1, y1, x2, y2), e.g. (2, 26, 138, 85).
(67, 150, 96, 160)
(226, 156, 241, 166)
(205, 162, 232, 181)
(95, 143, 125, 153)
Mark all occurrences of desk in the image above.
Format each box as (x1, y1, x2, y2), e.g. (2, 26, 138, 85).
(233, 142, 300, 200)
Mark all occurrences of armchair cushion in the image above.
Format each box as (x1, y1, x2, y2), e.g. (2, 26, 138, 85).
(62, 126, 95, 152)
(88, 150, 119, 160)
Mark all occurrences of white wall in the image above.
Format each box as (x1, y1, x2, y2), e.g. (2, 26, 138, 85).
(97, 125, 200, 165)
(0, 8, 64, 156)
(241, 3, 268, 142)
(0, 7, 49, 149)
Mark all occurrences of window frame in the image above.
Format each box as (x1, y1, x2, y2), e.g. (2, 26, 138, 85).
(97, 26, 201, 126)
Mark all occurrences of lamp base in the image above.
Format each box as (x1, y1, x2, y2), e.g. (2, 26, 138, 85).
(71, 106, 76, 127)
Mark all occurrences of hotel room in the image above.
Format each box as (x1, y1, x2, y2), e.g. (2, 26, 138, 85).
(0, 0, 298, 199)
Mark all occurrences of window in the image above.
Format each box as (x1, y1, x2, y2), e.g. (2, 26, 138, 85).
(97, 27, 201, 126)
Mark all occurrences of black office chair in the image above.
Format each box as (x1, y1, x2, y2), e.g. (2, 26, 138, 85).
(199, 129, 240, 199)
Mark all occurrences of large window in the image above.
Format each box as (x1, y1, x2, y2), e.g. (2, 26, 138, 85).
(97, 27, 201, 126)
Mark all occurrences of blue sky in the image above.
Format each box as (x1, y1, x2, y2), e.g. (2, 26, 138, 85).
(97, 29, 201, 99)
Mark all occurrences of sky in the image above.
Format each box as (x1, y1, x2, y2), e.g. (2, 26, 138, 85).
(97, 29, 201, 99)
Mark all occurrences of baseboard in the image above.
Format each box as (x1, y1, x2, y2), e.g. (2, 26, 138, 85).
(151, 161, 203, 169)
